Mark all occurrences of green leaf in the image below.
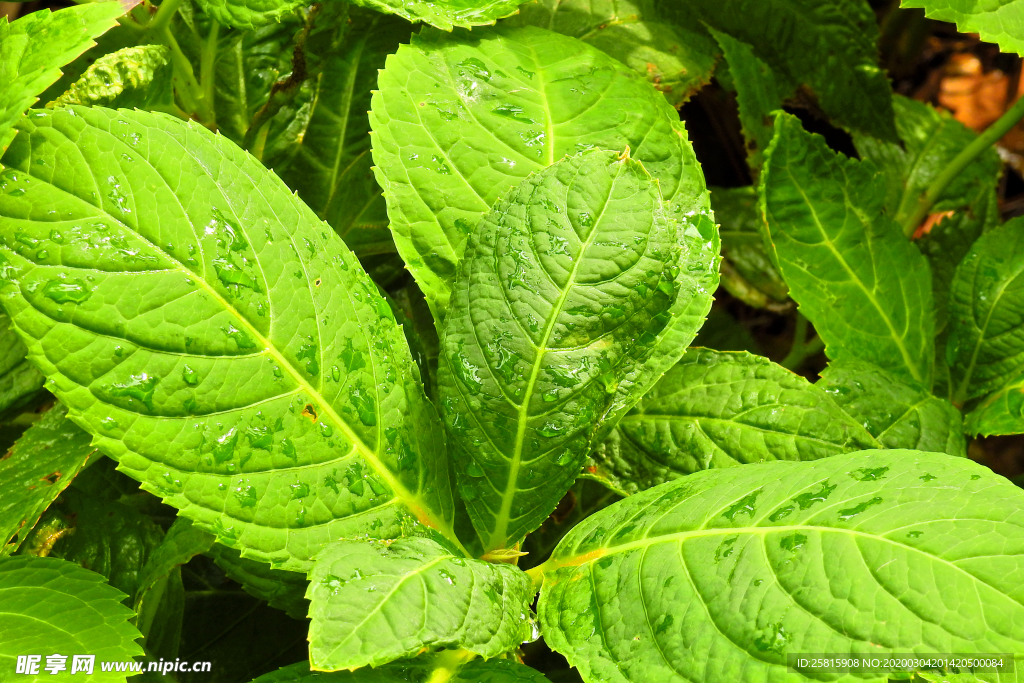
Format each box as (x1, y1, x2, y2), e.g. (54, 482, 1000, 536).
(346, 0, 524, 30)
(0, 403, 95, 556)
(369, 24, 707, 316)
(48, 45, 174, 111)
(947, 218, 1024, 403)
(539, 449, 1024, 683)
(270, 10, 411, 260)
(0, 312, 44, 419)
(506, 0, 719, 108)
(761, 112, 935, 386)
(710, 186, 788, 310)
(965, 370, 1024, 436)
(208, 541, 309, 619)
(655, 0, 897, 141)
(439, 150, 685, 550)
(35, 488, 165, 599)
(900, 0, 1024, 56)
(710, 30, 794, 174)
(818, 359, 966, 457)
(134, 517, 213, 660)
(0, 106, 458, 571)
(0, 556, 144, 681)
(213, 19, 298, 146)
(590, 349, 878, 496)
(854, 95, 1001, 330)
(0, 0, 140, 154)
(251, 658, 552, 683)
(521, 479, 622, 570)
(194, 0, 304, 30)
(308, 537, 534, 670)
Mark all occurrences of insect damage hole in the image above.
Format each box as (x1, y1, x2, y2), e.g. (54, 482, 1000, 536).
(302, 404, 318, 422)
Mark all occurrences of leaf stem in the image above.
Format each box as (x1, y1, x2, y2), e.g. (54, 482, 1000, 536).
(780, 313, 824, 371)
(200, 19, 220, 115)
(903, 92, 1024, 236)
(148, 0, 183, 35)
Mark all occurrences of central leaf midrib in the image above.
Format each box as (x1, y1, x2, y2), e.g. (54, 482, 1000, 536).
(781, 164, 924, 383)
(487, 161, 621, 550)
(24, 128, 458, 548)
(549, 522, 1020, 608)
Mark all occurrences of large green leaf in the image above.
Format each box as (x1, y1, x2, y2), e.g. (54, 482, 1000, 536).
(0, 106, 458, 572)
(0, 312, 44, 419)
(48, 45, 174, 111)
(506, 0, 719, 108)
(347, 0, 524, 30)
(251, 658, 552, 683)
(212, 19, 298, 146)
(761, 112, 935, 386)
(539, 449, 1024, 683)
(710, 30, 794, 174)
(439, 150, 687, 551)
(270, 10, 410, 260)
(308, 537, 533, 670)
(0, 0, 140, 154)
(209, 540, 309, 619)
(0, 556, 144, 681)
(901, 0, 1024, 56)
(947, 218, 1024, 403)
(854, 95, 1001, 330)
(194, 0, 304, 30)
(590, 349, 878, 496)
(369, 24, 706, 316)
(0, 404, 95, 556)
(655, 0, 897, 141)
(818, 359, 966, 457)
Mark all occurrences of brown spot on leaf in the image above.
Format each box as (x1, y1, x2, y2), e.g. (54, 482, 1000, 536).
(302, 404, 318, 422)
(41, 472, 61, 485)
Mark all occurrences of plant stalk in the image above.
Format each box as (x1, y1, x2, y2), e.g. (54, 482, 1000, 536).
(903, 92, 1024, 236)
(148, 0, 183, 34)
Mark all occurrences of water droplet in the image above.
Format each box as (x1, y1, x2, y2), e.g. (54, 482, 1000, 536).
(213, 427, 240, 463)
(849, 466, 888, 481)
(109, 372, 159, 410)
(492, 103, 535, 124)
(779, 533, 807, 552)
(290, 481, 310, 499)
(467, 462, 484, 477)
(838, 497, 883, 521)
(715, 536, 738, 562)
(331, 365, 341, 382)
(182, 365, 199, 386)
(722, 490, 761, 520)
(42, 279, 91, 304)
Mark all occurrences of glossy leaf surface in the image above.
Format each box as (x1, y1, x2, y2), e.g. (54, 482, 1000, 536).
(818, 359, 966, 457)
(761, 113, 935, 386)
(948, 218, 1024, 402)
(0, 556, 143, 681)
(0, 0, 138, 153)
(370, 24, 706, 316)
(540, 450, 1024, 683)
(965, 370, 1024, 436)
(507, 0, 718, 107)
(591, 349, 878, 495)
(0, 404, 95, 555)
(308, 537, 533, 670)
(439, 151, 685, 550)
(901, 0, 1024, 56)
(0, 107, 455, 571)
(194, 0, 304, 30)
(347, 0, 524, 30)
(271, 10, 410, 260)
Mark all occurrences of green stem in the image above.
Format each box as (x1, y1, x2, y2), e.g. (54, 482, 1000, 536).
(780, 313, 824, 371)
(200, 20, 220, 116)
(903, 92, 1024, 237)
(148, 0, 183, 34)
(526, 564, 545, 592)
